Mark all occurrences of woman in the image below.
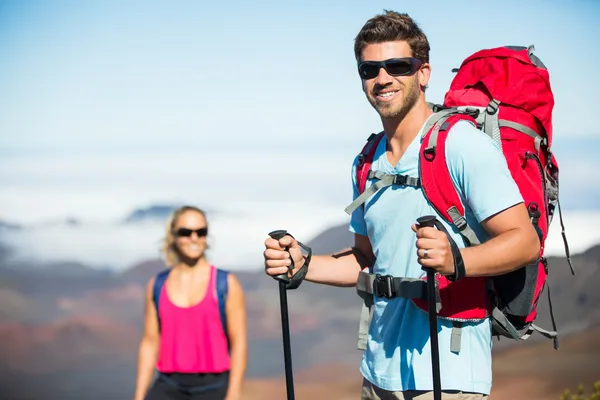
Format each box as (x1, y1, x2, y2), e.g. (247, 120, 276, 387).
(133, 205, 247, 400)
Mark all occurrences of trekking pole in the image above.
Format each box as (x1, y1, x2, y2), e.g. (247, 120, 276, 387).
(416, 216, 442, 400)
(268, 229, 295, 400)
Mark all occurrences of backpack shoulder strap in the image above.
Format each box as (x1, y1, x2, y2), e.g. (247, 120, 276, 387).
(344, 131, 385, 215)
(215, 268, 229, 340)
(356, 131, 385, 194)
(419, 113, 481, 246)
(349, 131, 383, 351)
(153, 268, 171, 331)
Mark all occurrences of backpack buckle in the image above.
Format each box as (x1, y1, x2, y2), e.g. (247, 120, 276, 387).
(373, 274, 395, 299)
(541, 257, 549, 274)
(393, 174, 407, 186)
(357, 154, 365, 167)
(486, 99, 501, 115)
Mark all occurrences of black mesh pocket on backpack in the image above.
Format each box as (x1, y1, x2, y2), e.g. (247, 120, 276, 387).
(492, 260, 539, 317)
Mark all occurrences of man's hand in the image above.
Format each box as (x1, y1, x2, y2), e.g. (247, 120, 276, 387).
(263, 234, 305, 278)
(411, 223, 455, 276)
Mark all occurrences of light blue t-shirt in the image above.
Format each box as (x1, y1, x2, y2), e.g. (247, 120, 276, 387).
(349, 115, 524, 394)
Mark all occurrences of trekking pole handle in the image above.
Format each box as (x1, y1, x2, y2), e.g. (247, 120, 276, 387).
(417, 215, 438, 271)
(416, 215, 437, 228)
(269, 230, 294, 283)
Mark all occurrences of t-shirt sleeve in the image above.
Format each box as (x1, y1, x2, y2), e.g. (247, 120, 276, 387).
(445, 120, 524, 223)
(349, 154, 368, 236)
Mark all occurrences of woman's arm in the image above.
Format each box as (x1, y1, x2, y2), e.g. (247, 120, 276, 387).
(133, 277, 161, 400)
(224, 273, 247, 400)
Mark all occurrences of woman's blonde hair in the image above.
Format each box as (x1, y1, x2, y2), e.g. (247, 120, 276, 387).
(161, 205, 208, 266)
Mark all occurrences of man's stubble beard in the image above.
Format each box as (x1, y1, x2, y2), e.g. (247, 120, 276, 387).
(369, 76, 420, 121)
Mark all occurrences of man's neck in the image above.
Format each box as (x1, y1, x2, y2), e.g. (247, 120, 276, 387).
(382, 101, 433, 164)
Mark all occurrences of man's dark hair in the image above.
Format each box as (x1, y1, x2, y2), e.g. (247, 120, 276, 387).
(354, 10, 430, 63)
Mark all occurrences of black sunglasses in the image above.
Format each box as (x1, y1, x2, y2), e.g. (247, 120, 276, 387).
(357, 57, 423, 80)
(175, 227, 208, 237)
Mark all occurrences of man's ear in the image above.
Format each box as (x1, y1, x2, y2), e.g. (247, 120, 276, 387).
(419, 63, 431, 90)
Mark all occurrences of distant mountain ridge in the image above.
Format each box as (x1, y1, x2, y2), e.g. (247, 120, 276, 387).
(121, 203, 220, 224)
(121, 204, 180, 223)
(0, 202, 214, 228)
(0, 220, 22, 230)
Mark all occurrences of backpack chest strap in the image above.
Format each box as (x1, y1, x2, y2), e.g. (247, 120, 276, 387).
(345, 171, 421, 215)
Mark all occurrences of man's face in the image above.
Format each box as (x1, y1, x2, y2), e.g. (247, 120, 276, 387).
(359, 41, 426, 119)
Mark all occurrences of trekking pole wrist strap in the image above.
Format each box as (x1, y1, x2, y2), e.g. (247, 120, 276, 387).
(280, 232, 313, 290)
(446, 244, 466, 282)
(425, 218, 466, 282)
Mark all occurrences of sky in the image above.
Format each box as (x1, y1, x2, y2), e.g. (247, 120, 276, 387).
(1, 0, 599, 153)
(0, 0, 599, 270)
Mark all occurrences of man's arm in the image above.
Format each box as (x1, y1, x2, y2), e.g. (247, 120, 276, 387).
(263, 233, 374, 287)
(461, 203, 540, 276)
(414, 203, 539, 277)
(303, 233, 374, 286)
(414, 120, 540, 277)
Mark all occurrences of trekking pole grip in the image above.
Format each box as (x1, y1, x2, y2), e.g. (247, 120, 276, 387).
(417, 215, 437, 229)
(417, 215, 438, 273)
(269, 230, 294, 284)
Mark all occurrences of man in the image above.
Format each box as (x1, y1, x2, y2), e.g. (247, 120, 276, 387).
(263, 10, 540, 400)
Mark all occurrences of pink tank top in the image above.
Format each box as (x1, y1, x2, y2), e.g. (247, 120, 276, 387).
(156, 265, 230, 373)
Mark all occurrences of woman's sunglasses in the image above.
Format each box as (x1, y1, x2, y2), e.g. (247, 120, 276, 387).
(357, 57, 423, 80)
(175, 227, 208, 237)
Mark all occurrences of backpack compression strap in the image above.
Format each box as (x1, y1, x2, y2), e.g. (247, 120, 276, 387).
(419, 113, 481, 247)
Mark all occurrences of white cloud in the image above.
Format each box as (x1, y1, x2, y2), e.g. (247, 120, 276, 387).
(0, 200, 351, 271)
(0, 206, 597, 273)
(545, 210, 600, 257)
(0, 145, 598, 272)
(0, 149, 354, 224)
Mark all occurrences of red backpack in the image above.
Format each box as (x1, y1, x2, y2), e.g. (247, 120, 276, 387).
(350, 45, 575, 351)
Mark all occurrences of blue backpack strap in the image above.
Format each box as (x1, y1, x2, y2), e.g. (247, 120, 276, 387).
(153, 269, 171, 331)
(215, 268, 230, 346)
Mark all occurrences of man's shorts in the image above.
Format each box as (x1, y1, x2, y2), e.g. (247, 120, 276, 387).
(361, 378, 489, 400)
